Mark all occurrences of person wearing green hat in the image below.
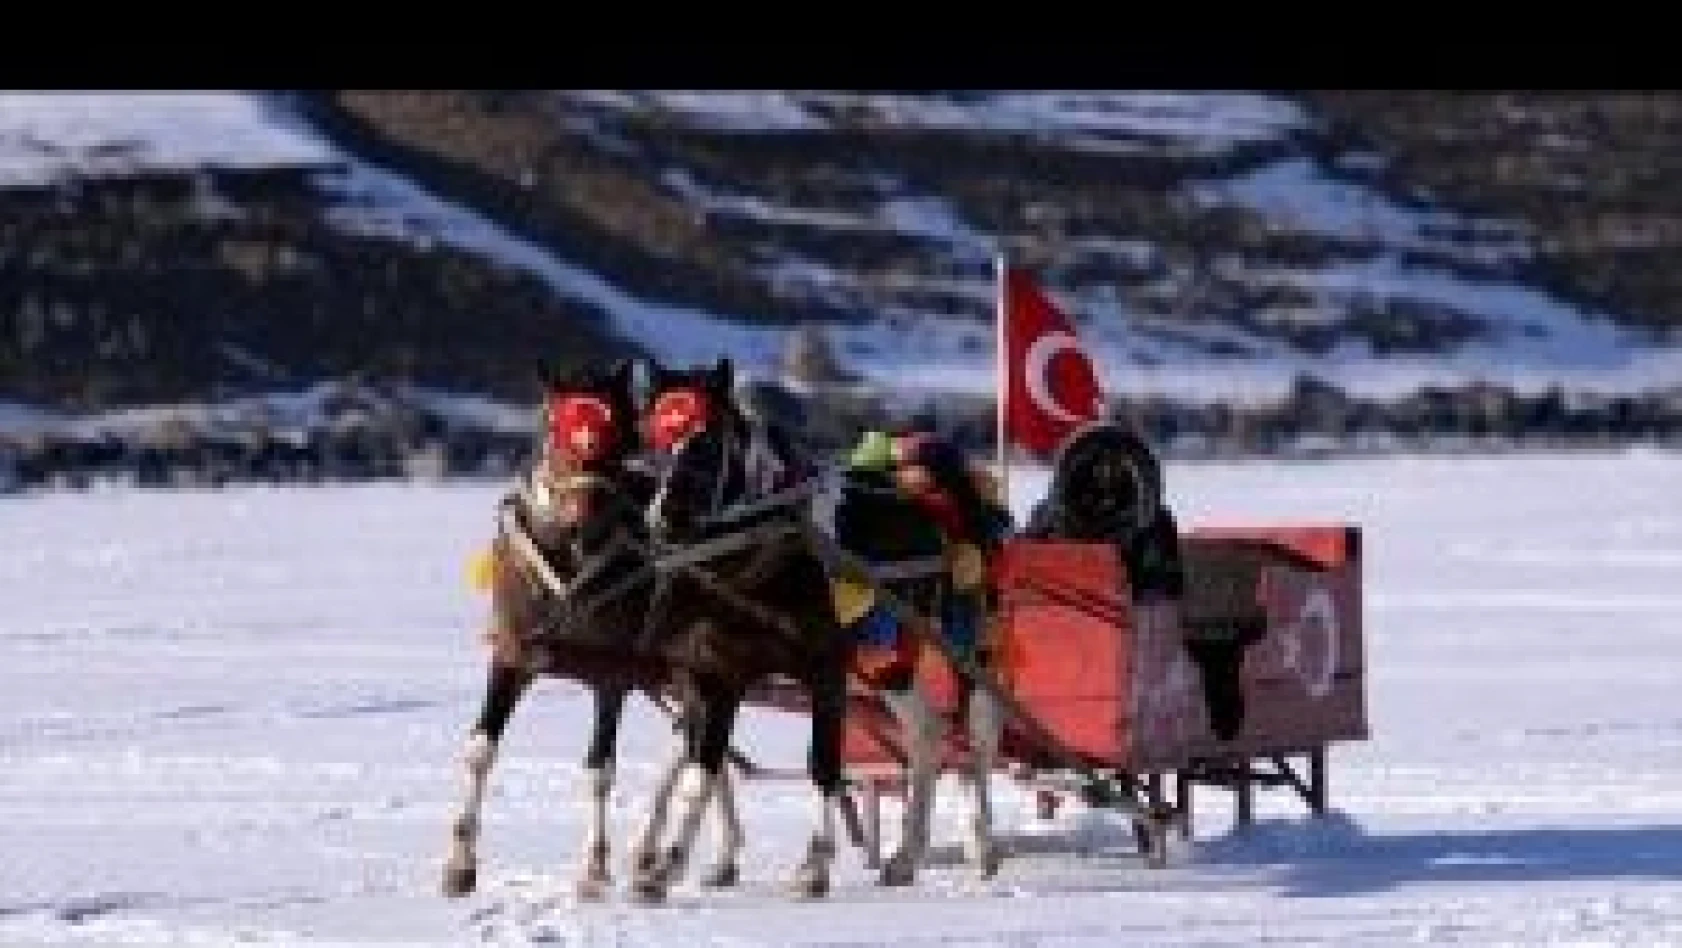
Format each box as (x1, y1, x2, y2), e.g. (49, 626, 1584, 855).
(832, 428, 946, 687)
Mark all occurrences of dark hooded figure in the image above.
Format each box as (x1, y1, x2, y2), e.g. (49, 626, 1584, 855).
(1022, 424, 1184, 602)
(1023, 424, 1262, 742)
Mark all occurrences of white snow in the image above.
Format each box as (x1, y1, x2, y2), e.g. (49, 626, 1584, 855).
(1194, 157, 1533, 262)
(4, 452, 1682, 944)
(0, 92, 336, 185)
(662, 167, 993, 253)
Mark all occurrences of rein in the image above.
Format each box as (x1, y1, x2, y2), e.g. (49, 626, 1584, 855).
(639, 420, 823, 644)
(702, 477, 821, 529)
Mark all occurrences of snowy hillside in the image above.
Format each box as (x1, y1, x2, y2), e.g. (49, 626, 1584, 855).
(520, 91, 1682, 399)
(4, 453, 1682, 944)
(5, 91, 1682, 420)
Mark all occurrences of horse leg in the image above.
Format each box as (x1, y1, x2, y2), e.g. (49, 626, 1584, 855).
(878, 681, 943, 887)
(790, 666, 846, 899)
(634, 682, 735, 902)
(961, 677, 1004, 878)
(575, 684, 627, 901)
(700, 759, 745, 888)
(633, 694, 744, 889)
(628, 700, 693, 879)
(443, 662, 532, 897)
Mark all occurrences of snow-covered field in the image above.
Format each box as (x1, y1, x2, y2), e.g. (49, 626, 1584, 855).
(4, 453, 1681, 945)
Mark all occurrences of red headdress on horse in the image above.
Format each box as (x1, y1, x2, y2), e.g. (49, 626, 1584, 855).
(538, 359, 635, 467)
(645, 386, 713, 453)
(546, 392, 619, 464)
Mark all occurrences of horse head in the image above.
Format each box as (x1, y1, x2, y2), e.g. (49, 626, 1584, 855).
(532, 358, 644, 536)
(641, 357, 747, 544)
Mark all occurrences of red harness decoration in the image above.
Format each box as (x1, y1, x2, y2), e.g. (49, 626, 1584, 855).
(547, 394, 618, 464)
(646, 387, 712, 452)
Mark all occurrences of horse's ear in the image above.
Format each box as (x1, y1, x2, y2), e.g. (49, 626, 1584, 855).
(535, 361, 557, 391)
(610, 358, 633, 393)
(712, 357, 734, 394)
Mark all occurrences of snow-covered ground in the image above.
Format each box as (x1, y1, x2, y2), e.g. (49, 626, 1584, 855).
(4, 453, 1681, 945)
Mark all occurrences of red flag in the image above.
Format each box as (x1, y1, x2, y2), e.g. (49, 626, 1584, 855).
(1002, 265, 1103, 456)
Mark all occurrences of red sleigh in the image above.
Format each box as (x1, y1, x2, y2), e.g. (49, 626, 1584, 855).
(829, 524, 1367, 856)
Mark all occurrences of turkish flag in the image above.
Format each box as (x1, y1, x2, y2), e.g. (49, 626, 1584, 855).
(1003, 266, 1103, 456)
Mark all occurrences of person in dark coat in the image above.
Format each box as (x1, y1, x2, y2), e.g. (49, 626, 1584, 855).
(886, 421, 1013, 663)
(830, 430, 947, 687)
(834, 421, 1015, 678)
(1021, 424, 1184, 602)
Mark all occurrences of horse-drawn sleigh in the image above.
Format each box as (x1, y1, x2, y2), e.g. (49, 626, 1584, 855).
(442, 356, 1368, 903)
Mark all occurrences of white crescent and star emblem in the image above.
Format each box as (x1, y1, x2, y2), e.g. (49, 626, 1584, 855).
(660, 404, 692, 431)
(569, 425, 599, 453)
(549, 396, 614, 460)
(1024, 331, 1094, 424)
(651, 390, 707, 446)
(1283, 584, 1340, 700)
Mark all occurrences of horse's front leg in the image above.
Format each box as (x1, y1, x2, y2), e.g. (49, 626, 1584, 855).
(575, 684, 628, 901)
(629, 695, 697, 880)
(631, 701, 745, 889)
(443, 662, 531, 897)
(633, 685, 735, 902)
(701, 760, 745, 888)
(961, 677, 1004, 878)
(790, 666, 846, 899)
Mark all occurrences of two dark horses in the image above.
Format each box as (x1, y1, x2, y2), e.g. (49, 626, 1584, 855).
(443, 358, 860, 902)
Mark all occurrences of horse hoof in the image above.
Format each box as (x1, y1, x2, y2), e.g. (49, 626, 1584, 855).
(1134, 815, 1171, 868)
(790, 874, 830, 899)
(631, 878, 668, 904)
(700, 862, 740, 888)
(441, 862, 477, 898)
(630, 850, 658, 876)
(966, 838, 1004, 879)
(878, 856, 916, 887)
(575, 876, 611, 902)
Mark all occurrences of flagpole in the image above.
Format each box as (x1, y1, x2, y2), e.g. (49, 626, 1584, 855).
(995, 250, 1010, 513)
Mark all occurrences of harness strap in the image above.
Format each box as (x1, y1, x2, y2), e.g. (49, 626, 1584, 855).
(731, 521, 803, 588)
(522, 457, 643, 526)
(498, 498, 639, 636)
(638, 570, 675, 653)
(864, 555, 948, 583)
(498, 501, 570, 599)
(702, 476, 821, 529)
(622, 522, 811, 644)
(649, 520, 804, 574)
